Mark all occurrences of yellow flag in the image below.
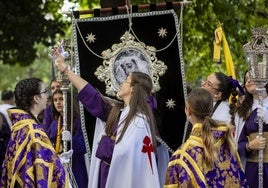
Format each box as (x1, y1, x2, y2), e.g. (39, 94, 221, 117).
(213, 23, 236, 79)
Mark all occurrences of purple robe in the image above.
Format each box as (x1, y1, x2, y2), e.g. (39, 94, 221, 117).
(77, 84, 115, 188)
(42, 104, 53, 133)
(165, 123, 247, 188)
(238, 109, 268, 188)
(47, 117, 88, 188)
(0, 109, 66, 188)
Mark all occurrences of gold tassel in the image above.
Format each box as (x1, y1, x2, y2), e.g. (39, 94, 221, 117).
(213, 23, 236, 79)
(213, 23, 223, 63)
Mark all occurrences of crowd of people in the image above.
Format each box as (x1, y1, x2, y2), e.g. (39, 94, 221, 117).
(0, 46, 268, 187)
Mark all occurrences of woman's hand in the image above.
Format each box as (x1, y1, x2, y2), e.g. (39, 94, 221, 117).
(248, 136, 266, 150)
(54, 48, 68, 73)
(52, 47, 89, 91)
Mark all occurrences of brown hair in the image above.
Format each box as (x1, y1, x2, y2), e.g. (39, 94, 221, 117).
(52, 89, 80, 133)
(187, 88, 236, 167)
(105, 72, 157, 149)
(236, 70, 253, 121)
(214, 72, 241, 126)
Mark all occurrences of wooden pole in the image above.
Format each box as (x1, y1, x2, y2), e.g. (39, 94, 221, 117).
(63, 1, 191, 17)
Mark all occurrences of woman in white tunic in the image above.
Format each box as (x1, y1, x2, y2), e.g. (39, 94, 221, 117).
(202, 72, 244, 127)
(54, 50, 160, 188)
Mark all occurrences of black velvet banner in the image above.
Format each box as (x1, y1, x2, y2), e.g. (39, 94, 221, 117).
(73, 9, 187, 152)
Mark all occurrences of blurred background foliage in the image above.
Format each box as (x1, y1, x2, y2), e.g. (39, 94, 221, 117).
(0, 0, 267, 91)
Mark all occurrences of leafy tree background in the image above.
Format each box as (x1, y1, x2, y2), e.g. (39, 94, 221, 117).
(0, 0, 267, 92)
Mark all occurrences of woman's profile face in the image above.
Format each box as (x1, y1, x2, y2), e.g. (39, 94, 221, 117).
(245, 72, 257, 95)
(117, 75, 133, 101)
(201, 73, 221, 101)
(53, 93, 64, 113)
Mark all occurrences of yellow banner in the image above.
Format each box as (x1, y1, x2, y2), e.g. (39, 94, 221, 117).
(213, 23, 236, 79)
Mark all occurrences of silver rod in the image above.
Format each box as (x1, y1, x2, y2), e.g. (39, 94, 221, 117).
(61, 87, 69, 153)
(257, 88, 265, 188)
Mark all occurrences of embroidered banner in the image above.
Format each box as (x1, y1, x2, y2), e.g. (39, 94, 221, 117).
(73, 9, 187, 153)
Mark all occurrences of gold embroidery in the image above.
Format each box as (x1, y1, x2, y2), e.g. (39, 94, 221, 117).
(55, 116, 63, 153)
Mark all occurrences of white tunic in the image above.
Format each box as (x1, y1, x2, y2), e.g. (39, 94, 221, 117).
(212, 101, 231, 124)
(88, 106, 161, 188)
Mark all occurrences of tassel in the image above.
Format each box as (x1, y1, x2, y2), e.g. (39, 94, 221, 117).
(213, 24, 223, 63)
(213, 23, 236, 79)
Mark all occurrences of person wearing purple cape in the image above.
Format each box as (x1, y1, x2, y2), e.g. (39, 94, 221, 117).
(47, 89, 88, 187)
(54, 50, 161, 188)
(41, 78, 61, 130)
(0, 78, 67, 187)
(237, 70, 268, 187)
(164, 88, 247, 187)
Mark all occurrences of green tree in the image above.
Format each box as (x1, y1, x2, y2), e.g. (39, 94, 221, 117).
(79, 0, 268, 86)
(0, 0, 268, 91)
(0, 0, 68, 66)
(0, 43, 53, 91)
(0, 0, 74, 91)
(182, 0, 268, 87)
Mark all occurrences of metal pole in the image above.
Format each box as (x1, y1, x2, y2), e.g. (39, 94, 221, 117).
(243, 28, 268, 188)
(61, 87, 69, 153)
(257, 88, 265, 188)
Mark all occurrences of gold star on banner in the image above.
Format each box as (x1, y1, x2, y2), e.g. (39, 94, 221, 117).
(86, 33, 96, 43)
(166, 98, 176, 109)
(158, 27, 167, 38)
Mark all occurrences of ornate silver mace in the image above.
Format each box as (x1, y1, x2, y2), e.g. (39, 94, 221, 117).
(51, 39, 78, 187)
(243, 27, 268, 188)
(52, 39, 72, 153)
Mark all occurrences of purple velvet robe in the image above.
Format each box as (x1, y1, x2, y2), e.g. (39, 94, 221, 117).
(77, 84, 114, 188)
(47, 117, 88, 188)
(42, 104, 53, 134)
(0, 109, 66, 188)
(165, 123, 248, 188)
(238, 109, 268, 188)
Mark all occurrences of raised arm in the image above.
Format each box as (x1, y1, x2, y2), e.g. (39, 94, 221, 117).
(54, 50, 87, 92)
(53, 50, 111, 121)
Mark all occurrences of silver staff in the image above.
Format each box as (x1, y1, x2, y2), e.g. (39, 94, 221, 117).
(52, 39, 72, 152)
(243, 27, 268, 188)
(51, 39, 78, 187)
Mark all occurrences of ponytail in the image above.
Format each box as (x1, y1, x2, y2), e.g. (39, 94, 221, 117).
(202, 116, 219, 167)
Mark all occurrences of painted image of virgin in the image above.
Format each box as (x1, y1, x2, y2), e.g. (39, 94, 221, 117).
(113, 49, 150, 85)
